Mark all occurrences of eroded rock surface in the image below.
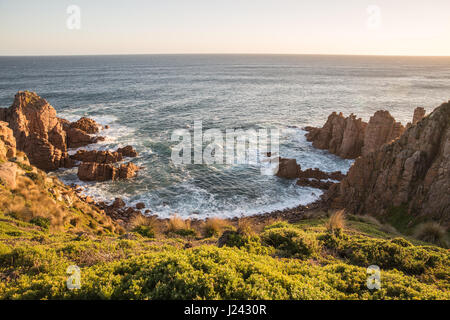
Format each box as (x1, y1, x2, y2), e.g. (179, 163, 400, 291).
(326, 101, 450, 226)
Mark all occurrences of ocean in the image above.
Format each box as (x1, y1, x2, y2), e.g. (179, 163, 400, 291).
(1, 54, 449, 218)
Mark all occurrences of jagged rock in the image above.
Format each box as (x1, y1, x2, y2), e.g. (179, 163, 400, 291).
(276, 158, 301, 179)
(305, 113, 366, 159)
(65, 127, 100, 149)
(112, 198, 126, 209)
(0, 91, 71, 170)
(413, 107, 426, 125)
(77, 161, 140, 181)
(70, 117, 101, 134)
(0, 91, 104, 171)
(117, 145, 138, 158)
(0, 121, 16, 160)
(298, 168, 345, 181)
(296, 178, 333, 190)
(136, 202, 145, 209)
(71, 149, 123, 164)
(361, 110, 405, 156)
(118, 162, 139, 179)
(326, 101, 450, 227)
(306, 110, 406, 159)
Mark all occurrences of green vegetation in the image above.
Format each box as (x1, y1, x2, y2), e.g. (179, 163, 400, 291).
(0, 209, 448, 300)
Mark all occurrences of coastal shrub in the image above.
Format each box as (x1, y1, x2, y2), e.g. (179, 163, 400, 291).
(1, 245, 448, 300)
(414, 222, 448, 248)
(133, 225, 155, 238)
(16, 162, 33, 172)
(30, 216, 51, 230)
(261, 226, 320, 258)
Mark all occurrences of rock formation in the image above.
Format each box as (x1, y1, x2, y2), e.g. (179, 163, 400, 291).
(305, 109, 408, 159)
(0, 121, 16, 160)
(326, 101, 450, 227)
(305, 113, 367, 159)
(276, 157, 345, 190)
(276, 158, 302, 179)
(412, 107, 426, 125)
(71, 149, 123, 164)
(361, 111, 405, 156)
(77, 162, 140, 181)
(0, 91, 104, 170)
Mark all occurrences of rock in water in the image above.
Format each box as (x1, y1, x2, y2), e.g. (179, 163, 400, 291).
(117, 145, 138, 158)
(77, 161, 140, 181)
(326, 101, 450, 227)
(305, 110, 406, 159)
(70, 117, 101, 134)
(276, 158, 301, 179)
(71, 149, 123, 164)
(305, 112, 366, 159)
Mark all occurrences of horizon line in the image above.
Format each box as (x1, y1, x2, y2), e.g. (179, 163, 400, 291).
(1, 52, 450, 58)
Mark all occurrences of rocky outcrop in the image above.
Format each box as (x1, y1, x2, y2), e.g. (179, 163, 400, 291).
(326, 101, 450, 226)
(276, 157, 345, 190)
(0, 91, 72, 170)
(305, 109, 407, 159)
(0, 121, 16, 160)
(117, 145, 138, 158)
(77, 161, 140, 181)
(276, 158, 301, 179)
(361, 111, 405, 156)
(412, 107, 426, 125)
(305, 113, 367, 159)
(70, 117, 101, 134)
(0, 91, 104, 171)
(71, 149, 123, 164)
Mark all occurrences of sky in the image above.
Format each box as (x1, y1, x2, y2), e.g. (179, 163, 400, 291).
(0, 0, 449, 56)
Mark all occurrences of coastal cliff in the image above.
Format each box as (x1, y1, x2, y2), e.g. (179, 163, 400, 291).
(325, 102, 450, 228)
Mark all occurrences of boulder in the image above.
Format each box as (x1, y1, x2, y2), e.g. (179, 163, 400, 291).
(136, 202, 146, 209)
(412, 107, 426, 125)
(70, 117, 101, 134)
(117, 145, 138, 158)
(0, 162, 17, 189)
(276, 158, 301, 179)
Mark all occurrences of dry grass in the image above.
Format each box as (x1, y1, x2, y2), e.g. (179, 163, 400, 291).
(202, 218, 230, 237)
(166, 214, 196, 237)
(414, 222, 448, 248)
(129, 214, 158, 233)
(237, 218, 254, 236)
(326, 210, 346, 233)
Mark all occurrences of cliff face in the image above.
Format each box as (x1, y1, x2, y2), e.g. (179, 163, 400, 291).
(361, 110, 405, 156)
(327, 101, 450, 226)
(306, 109, 409, 159)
